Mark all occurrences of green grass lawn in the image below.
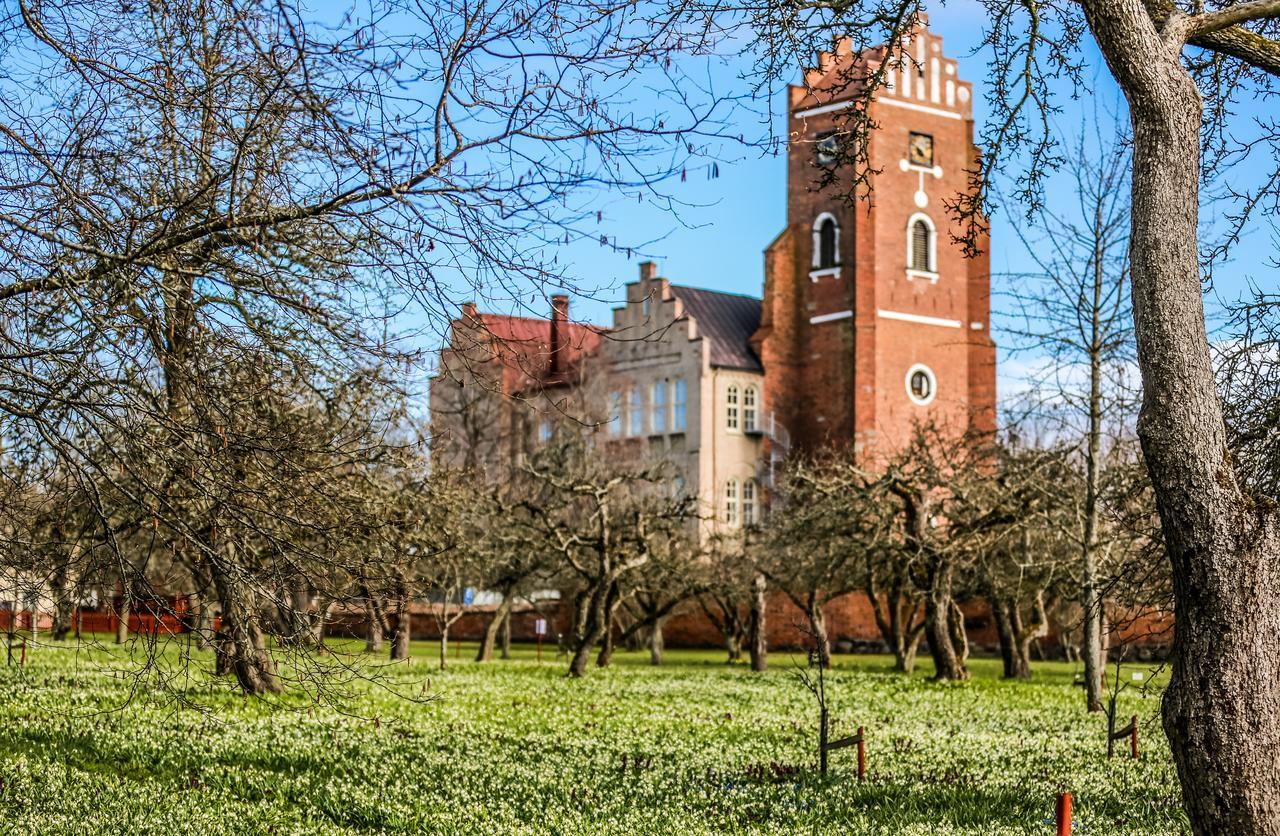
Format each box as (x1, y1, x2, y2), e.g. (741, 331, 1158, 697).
(0, 636, 1184, 834)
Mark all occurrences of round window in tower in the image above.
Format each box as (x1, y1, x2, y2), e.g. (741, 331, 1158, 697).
(905, 364, 936, 406)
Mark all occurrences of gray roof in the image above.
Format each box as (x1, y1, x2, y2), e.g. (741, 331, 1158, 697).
(671, 285, 763, 372)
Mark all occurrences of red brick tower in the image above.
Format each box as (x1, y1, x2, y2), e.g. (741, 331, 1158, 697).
(752, 18, 997, 460)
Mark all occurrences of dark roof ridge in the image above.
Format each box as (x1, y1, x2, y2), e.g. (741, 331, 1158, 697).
(669, 282, 762, 302)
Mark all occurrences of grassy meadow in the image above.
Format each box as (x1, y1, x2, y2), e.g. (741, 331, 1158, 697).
(0, 637, 1184, 835)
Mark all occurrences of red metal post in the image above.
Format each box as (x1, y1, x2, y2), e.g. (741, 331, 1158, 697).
(20, 638, 27, 666)
(856, 726, 866, 781)
(1130, 715, 1139, 760)
(1055, 792, 1072, 836)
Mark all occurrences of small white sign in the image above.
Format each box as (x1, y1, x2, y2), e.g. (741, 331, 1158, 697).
(535, 618, 547, 636)
(1132, 672, 1144, 681)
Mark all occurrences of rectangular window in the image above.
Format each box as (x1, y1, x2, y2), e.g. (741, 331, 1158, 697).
(651, 380, 667, 434)
(725, 480, 739, 526)
(538, 417, 552, 444)
(744, 387, 758, 433)
(743, 480, 756, 525)
(672, 378, 687, 432)
(628, 387, 643, 436)
(726, 385, 740, 431)
(607, 392, 622, 436)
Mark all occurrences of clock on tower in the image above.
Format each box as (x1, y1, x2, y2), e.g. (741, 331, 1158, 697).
(908, 132, 934, 168)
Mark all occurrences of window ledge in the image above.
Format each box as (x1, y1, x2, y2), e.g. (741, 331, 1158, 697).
(906, 269, 939, 283)
(809, 266, 843, 282)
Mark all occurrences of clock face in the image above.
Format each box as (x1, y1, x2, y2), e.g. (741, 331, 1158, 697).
(908, 132, 934, 167)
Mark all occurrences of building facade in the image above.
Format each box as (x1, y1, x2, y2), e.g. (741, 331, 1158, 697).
(431, 18, 996, 540)
(755, 19, 996, 460)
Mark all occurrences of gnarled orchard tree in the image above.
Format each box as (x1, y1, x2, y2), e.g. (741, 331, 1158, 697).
(715, 1, 1280, 828)
(1081, 4, 1280, 831)
(0, 0, 735, 695)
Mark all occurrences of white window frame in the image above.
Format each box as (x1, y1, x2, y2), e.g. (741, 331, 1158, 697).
(905, 363, 937, 406)
(743, 386, 759, 433)
(725, 479, 739, 526)
(811, 212, 842, 278)
(743, 479, 757, 525)
(672, 378, 687, 432)
(726, 384, 740, 432)
(906, 212, 939, 282)
(651, 380, 667, 434)
(628, 386, 643, 435)
(607, 391, 622, 437)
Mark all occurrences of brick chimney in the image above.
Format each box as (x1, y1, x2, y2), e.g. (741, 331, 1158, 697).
(549, 294, 569, 375)
(639, 261, 657, 281)
(461, 301, 478, 321)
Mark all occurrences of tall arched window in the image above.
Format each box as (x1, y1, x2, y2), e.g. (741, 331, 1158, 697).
(907, 213, 936, 274)
(812, 212, 841, 270)
(743, 386, 758, 432)
(726, 384, 740, 431)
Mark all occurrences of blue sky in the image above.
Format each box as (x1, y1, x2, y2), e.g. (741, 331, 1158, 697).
(413, 1, 1277, 406)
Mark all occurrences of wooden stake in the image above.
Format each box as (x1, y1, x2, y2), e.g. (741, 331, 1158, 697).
(856, 725, 866, 781)
(20, 638, 27, 666)
(1055, 792, 1072, 836)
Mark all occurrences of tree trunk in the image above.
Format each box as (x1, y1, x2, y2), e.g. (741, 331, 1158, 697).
(807, 600, 831, 669)
(648, 617, 665, 666)
(50, 564, 73, 642)
(902, 622, 922, 674)
(211, 561, 282, 695)
(595, 582, 621, 669)
(192, 591, 215, 651)
(1085, 4, 1280, 830)
(1081, 268, 1108, 711)
(923, 558, 967, 681)
(992, 598, 1017, 679)
(569, 579, 610, 678)
(1006, 603, 1032, 680)
(499, 610, 512, 660)
(390, 593, 412, 661)
(476, 591, 514, 662)
(948, 600, 970, 671)
(364, 595, 384, 654)
(748, 572, 767, 672)
(868, 574, 925, 674)
(114, 585, 131, 644)
(1013, 591, 1050, 680)
(438, 629, 449, 670)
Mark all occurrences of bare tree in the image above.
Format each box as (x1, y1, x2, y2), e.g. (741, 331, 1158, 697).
(717, 2, 1280, 826)
(0, 0, 733, 695)
(516, 436, 694, 678)
(1002, 126, 1137, 707)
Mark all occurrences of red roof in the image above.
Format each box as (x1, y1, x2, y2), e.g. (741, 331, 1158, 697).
(463, 311, 603, 393)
